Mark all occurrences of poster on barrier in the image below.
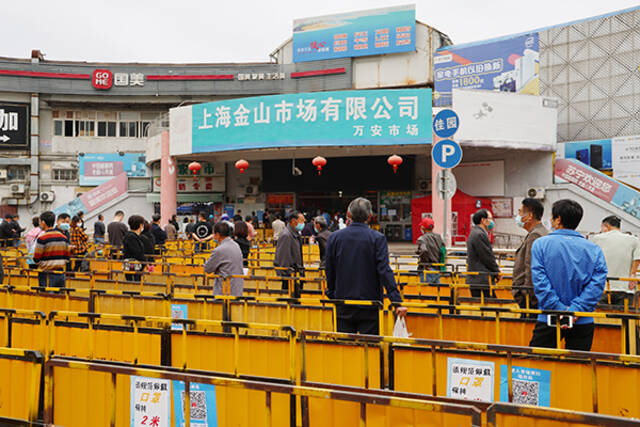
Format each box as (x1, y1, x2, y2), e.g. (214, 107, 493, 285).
(499, 365, 551, 407)
(171, 304, 188, 331)
(130, 376, 171, 427)
(446, 357, 494, 402)
(172, 381, 217, 427)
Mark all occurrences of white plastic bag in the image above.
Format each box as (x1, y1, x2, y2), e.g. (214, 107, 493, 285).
(392, 316, 410, 338)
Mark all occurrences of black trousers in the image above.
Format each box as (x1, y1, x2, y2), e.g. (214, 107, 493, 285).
(529, 321, 595, 351)
(336, 307, 379, 335)
(515, 297, 539, 319)
(470, 286, 495, 298)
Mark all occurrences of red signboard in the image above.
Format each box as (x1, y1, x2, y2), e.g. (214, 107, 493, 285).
(92, 69, 113, 90)
(554, 158, 619, 202)
(80, 172, 128, 211)
(85, 161, 124, 177)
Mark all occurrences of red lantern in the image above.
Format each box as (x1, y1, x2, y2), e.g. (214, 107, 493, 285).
(235, 159, 249, 174)
(387, 155, 403, 174)
(312, 156, 327, 175)
(188, 161, 201, 177)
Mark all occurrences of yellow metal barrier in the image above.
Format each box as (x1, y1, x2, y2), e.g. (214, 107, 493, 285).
(0, 346, 43, 422)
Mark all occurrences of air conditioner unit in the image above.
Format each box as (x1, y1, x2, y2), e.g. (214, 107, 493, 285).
(40, 191, 55, 202)
(0, 169, 6, 180)
(245, 185, 258, 195)
(10, 184, 25, 194)
(527, 187, 545, 199)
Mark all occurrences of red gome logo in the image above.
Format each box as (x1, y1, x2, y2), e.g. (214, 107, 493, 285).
(92, 69, 113, 90)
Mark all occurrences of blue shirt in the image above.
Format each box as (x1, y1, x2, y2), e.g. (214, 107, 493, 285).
(531, 229, 607, 324)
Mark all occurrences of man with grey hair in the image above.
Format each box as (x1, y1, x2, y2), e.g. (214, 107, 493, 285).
(325, 197, 406, 335)
(313, 216, 331, 268)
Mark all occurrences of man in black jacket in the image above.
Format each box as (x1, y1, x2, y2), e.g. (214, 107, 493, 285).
(274, 211, 305, 296)
(313, 216, 331, 268)
(122, 215, 147, 282)
(11, 215, 25, 247)
(150, 214, 167, 248)
(325, 197, 407, 335)
(0, 214, 16, 247)
(466, 209, 501, 298)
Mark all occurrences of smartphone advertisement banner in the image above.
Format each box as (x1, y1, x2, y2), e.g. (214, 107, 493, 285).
(558, 139, 612, 170)
(434, 33, 539, 107)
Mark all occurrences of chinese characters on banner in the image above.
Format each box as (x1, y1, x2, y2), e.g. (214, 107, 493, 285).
(186, 89, 431, 154)
(0, 104, 29, 148)
(171, 304, 188, 331)
(499, 365, 551, 407)
(612, 135, 640, 188)
(54, 173, 128, 217)
(79, 153, 146, 186)
(446, 358, 495, 402)
(130, 376, 171, 427)
(153, 161, 225, 193)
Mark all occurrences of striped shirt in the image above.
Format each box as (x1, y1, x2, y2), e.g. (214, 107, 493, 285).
(33, 229, 70, 271)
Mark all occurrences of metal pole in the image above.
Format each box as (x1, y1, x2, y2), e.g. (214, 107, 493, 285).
(442, 169, 448, 246)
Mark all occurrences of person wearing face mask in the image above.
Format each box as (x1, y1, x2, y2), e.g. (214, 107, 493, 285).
(204, 221, 244, 296)
(529, 199, 607, 351)
(55, 213, 71, 241)
(466, 209, 501, 298)
(122, 215, 148, 282)
(274, 211, 305, 296)
(313, 216, 332, 268)
(512, 199, 548, 318)
(416, 217, 445, 285)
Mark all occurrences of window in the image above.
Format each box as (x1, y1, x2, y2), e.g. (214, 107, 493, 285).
(75, 120, 95, 136)
(53, 111, 163, 138)
(53, 169, 77, 182)
(7, 167, 28, 181)
(97, 121, 117, 137)
(64, 120, 74, 137)
(54, 121, 63, 136)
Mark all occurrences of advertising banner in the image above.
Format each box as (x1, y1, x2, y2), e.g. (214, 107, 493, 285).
(130, 376, 171, 427)
(612, 135, 640, 188)
(557, 139, 612, 170)
(292, 5, 415, 63)
(172, 382, 217, 427)
(499, 365, 551, 407)
(54, 172, 128, 217)
(555, 158, 640, 220)
(434, 33, 539, 107)
(172, 89, 431, 156)
(79, 153, 146, 186)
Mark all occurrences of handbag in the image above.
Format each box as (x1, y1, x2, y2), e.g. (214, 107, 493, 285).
(123, 258, 144, 272)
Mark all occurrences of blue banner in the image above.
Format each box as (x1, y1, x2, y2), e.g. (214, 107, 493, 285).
(434, 33, 539, 107)
(499, 365, 551, 407)
(190, 89, 431, 154)
(78, 153, 146, 186)
(560, 138, 612, 170)
(292, 5, 415, 63)
(172, 381, 217, 427)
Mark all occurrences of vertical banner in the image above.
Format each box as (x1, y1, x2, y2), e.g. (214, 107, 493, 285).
(53, 172, 128, 217)
(446, 357, 495, 402)
(612, 135, 640, 188)
(171, 304, 188, 331)
(499, 365, 551, 407)
(130, 376, 171, 427)
(172, 382, 217, 427)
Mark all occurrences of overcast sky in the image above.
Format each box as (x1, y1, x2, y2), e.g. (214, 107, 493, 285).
(4, 0, 639, 63)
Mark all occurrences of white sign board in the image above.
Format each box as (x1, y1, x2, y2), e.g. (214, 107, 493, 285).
(612, 135, 640, 188)
(453, 160, 504, 197)
(453, 89, 558, 151)
(131, 376, 171, 427)
(447, 357, 495, 402)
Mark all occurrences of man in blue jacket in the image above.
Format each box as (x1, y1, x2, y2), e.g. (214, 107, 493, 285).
(530, 199, 607, 351)
(325, 197, 407, 335)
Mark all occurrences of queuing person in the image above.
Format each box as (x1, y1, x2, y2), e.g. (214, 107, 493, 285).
(94, 214, 106, 244)
(204, 221, 244, 296)
(185, 217, 196, 239)
(33, 211, 70, 288)
(169, 214, 180, 235)
(0, 214, 16, 247)
(24, 216, 43, 269)
(55, 213, 71, 241)
(271, 213, 285, 242)
(325, 197, 406, 334)
(466, 209, 500, 298)
(274, 211, 305, 295)
(165, 218, 177, 241)
(69, 215, 89, 271)
(245, 215, 257, 241)
(233, 221, 251, 268)
(107, 210, 128, 257)
(11, 215, 25, 247)
(77, 211, 86, 230)
(141, 220, 156, 257)
(530, 199, 607, 351)
(313, 216, 331, 268)
(150, 214, 167, 247)
(416, 217, 445, 284)
(122, 215, 147, 282)
(591, 215, 640, 307)
(512, 199, 548, 318)
(192, 212, 214, 252)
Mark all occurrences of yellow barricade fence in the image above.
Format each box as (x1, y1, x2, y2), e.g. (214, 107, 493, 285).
(0, 346, 43, 422)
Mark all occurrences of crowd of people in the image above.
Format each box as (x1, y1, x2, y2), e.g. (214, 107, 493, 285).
(4, 194, 639, 351)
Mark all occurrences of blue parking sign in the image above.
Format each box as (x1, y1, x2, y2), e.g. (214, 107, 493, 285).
(432, 139, 462, 169)
(433, 109, 459, 138)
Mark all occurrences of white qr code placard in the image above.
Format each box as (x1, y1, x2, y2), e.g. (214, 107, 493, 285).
(446, 357, 494, 402)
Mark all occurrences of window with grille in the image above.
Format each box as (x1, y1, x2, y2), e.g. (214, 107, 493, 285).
(52, 169, 77, 181)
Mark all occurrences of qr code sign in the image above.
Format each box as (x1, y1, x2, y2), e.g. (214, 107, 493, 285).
(181, 390, 207, 422)
(513, 379, 539, 405)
